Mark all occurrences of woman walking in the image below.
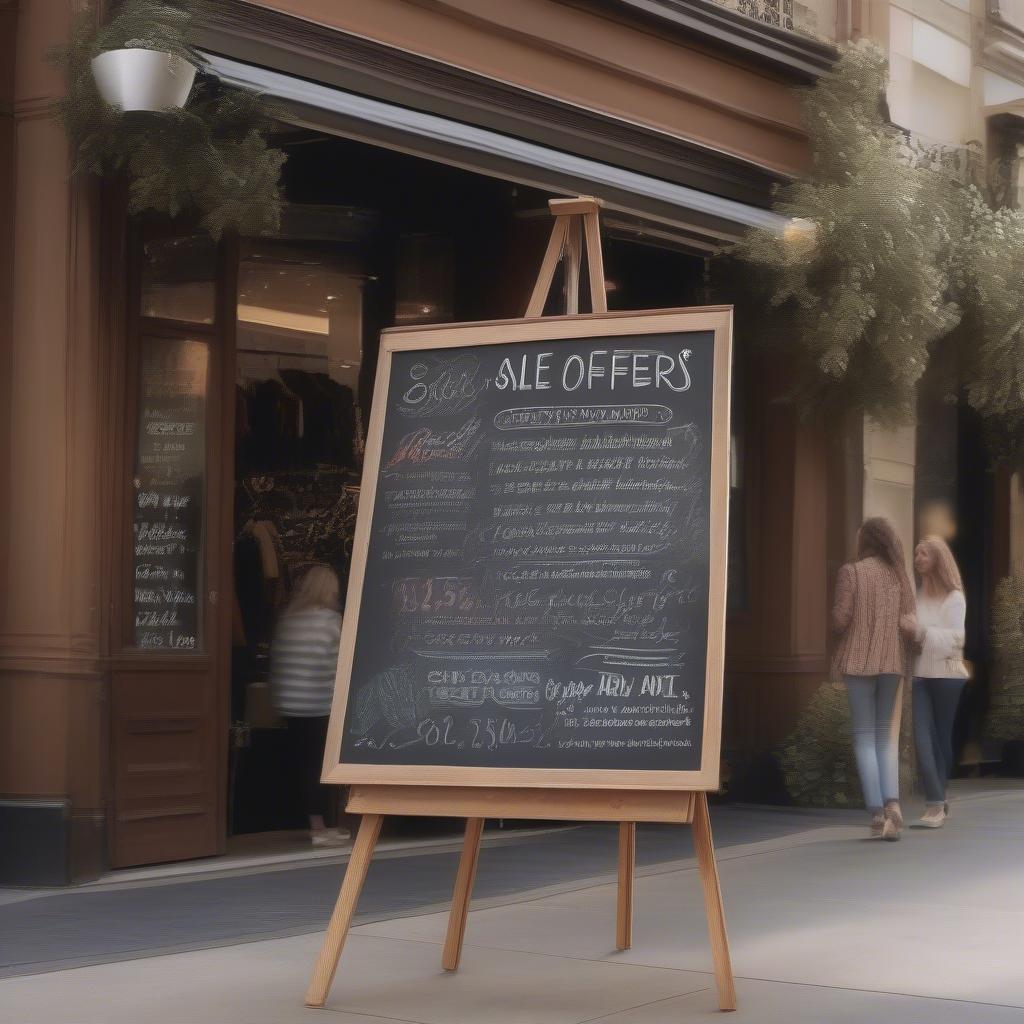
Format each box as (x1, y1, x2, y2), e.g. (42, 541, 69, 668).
(832, 517, 915, 840)
(270, 564, 345, 846)
(904, 536, 968, 828)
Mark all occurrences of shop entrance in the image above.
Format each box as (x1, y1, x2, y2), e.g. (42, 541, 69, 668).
(228, 233, 367, 836)
(225, 137, 554, 843)
(226, 136, 710, 845)
(110, 129, 707, 867)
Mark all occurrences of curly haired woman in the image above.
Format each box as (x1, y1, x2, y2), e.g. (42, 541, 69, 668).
(832, 517, 915, 841)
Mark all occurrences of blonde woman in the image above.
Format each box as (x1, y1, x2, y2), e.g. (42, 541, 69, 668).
(270, 565, 344, 846)
(902, 536, 968, 828)
(832, 517, 915, 840)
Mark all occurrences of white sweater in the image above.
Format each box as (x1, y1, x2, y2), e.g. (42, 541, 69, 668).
(913, 589, 967, 679)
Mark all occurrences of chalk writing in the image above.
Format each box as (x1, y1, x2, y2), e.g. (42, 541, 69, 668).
(130, 336, 207, 652)
(341, 333, 715, 771)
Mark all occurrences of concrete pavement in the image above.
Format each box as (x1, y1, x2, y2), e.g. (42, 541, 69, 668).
(1, 783, 1022, 1023)
(0, 806, 861, 979)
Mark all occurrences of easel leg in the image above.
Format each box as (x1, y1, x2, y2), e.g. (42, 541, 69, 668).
(692, 794, 736, 1011)
(563, 218, 582, 315)
(525, 216, 570, 317)
(616, 821, 635, 950)
(305, 813, 384, 1008)
(441, 816, 485, 971)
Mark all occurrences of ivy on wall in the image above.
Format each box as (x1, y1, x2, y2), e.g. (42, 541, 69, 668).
(730, 43, 1024, 460)
(989, 576, 1024, 742)
(957, 189, 1024, 463)
(49, 0, 286, 239)
(730, 45, 960, 424)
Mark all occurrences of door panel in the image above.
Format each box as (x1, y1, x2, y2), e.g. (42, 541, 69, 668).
(108, 229, 234, 869)
(110, 667, 220, 866)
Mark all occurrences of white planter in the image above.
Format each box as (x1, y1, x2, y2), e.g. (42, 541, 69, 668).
(91, 48, 197, 113)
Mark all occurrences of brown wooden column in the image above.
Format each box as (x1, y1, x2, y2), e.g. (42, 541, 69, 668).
(724, 351, 830, 754)
(0, 0, 106, 884)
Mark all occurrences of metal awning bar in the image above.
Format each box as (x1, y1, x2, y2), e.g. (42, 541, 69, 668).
(205, 53, 789, 248)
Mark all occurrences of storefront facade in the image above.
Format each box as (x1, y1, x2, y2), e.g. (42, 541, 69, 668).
(1, 0, 849, 884)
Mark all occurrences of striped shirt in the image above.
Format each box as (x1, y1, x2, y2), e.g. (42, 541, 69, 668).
(270, 607, 342, 717)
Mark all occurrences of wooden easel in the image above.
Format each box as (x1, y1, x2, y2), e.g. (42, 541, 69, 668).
(525, 196, 608, 317)
(305, 197, 736, 1013)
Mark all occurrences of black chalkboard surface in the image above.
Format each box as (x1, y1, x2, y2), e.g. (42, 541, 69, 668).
(327, 310, 731, 790)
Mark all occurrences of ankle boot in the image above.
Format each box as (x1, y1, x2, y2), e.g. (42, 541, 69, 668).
(882, 800, 902, 841)
(869, 810, 885, 839)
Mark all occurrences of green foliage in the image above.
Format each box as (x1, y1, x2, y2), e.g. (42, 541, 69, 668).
(955, 190, 1024, 464)
(731, 44, 960, 424)
(730, 40, 1024, 452)
(989, 577, 1024, 742)
(779, 682, 862, 808)
(49, 0, 285, 238)
(62, 0, 204, 62)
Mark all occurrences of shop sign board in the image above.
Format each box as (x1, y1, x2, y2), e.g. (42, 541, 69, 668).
(324, 307, 732, 792)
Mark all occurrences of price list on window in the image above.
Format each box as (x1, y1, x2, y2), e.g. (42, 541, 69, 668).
(131, 336, 208, 652)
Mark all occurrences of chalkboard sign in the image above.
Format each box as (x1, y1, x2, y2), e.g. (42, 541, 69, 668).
(325, 309, 731, 790)
(131, 335, 208, 652)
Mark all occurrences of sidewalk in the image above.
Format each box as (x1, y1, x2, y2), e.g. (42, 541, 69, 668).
(1, 782, 1022, 1023)
(0, 804, 857, 978)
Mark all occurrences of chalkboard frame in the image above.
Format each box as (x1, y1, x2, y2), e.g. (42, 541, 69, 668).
(323, 306, 732, 792)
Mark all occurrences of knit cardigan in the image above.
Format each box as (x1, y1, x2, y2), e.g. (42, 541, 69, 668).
(831, 556, 913, 680)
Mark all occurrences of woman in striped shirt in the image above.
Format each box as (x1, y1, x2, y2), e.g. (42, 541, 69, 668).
(270, 565, 344, 846)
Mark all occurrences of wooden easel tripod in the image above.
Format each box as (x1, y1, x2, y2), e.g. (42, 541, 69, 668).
(305, 197, 737, 1013)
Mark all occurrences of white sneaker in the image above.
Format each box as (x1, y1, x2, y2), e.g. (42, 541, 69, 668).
(311, 829, 348, 848)
(919, 806, 946, 829)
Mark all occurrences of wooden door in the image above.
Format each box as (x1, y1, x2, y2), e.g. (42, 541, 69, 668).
(107, 227, 236, 868)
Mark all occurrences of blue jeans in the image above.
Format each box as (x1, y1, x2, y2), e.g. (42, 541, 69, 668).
(913, 677, 965, 805)
(844, 674, 901, 810)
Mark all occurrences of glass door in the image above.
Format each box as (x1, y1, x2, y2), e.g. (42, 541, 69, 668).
(108, 229, 234, 868)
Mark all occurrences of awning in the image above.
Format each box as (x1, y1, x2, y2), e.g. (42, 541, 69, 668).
(204, 53, 789, 254)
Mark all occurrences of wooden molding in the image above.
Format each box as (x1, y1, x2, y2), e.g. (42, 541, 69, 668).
(564, 0, 836, 79)
(981, 8, 1024, 83)
(197, 0, 788, 204)
(725, 654, 828, 674)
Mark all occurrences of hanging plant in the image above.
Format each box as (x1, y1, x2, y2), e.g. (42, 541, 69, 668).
(729, 44, 960, 423)
(49, 0, 285, 239)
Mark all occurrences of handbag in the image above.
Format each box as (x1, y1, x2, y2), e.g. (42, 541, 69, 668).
(945, 637, 971, 680)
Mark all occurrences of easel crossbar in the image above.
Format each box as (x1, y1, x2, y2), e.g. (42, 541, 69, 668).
(347, 785, 695, 823)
